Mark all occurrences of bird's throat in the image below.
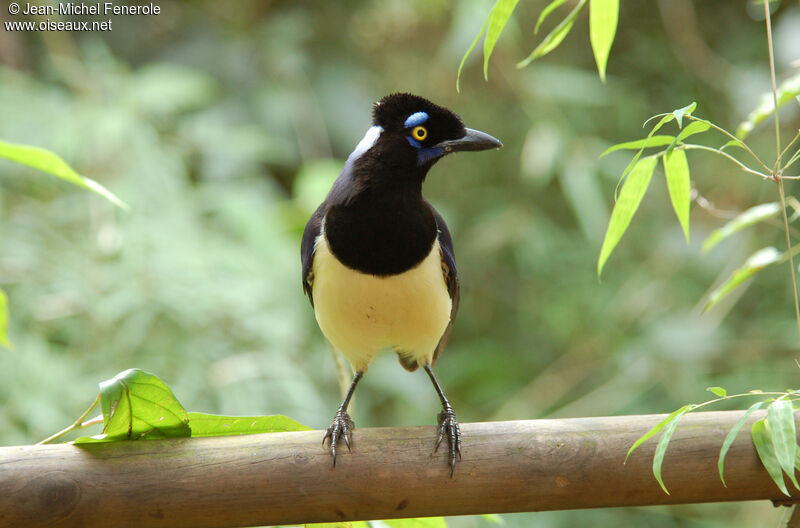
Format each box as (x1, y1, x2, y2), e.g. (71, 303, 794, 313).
(323, 191, 437, 276)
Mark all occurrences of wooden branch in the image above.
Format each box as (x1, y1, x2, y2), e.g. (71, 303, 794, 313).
(0, 411, 793, 528)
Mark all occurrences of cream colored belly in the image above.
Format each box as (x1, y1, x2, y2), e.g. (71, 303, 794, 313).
(311, 236, 452, 372)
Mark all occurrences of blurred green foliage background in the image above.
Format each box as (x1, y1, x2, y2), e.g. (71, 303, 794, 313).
(1, 1, 800, 526)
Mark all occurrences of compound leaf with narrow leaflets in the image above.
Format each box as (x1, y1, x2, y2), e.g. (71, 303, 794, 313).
(598, 155, 658, 276)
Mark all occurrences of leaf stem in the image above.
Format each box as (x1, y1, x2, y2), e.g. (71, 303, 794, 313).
(37, 393, 101, 445)
(692, 391, 784, 412)
(679, 144, 770, 179)
(686, 116, 771, 173)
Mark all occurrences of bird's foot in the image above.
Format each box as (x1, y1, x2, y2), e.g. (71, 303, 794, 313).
(435, 405, 462, 476)
(323, 410, 354, 466)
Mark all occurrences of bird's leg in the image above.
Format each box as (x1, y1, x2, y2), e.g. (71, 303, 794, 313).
(423, 363, 462, 476)
(323, 370, 363, 466)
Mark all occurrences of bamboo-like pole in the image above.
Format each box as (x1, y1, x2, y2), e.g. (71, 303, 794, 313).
(0, 411, 793, 528)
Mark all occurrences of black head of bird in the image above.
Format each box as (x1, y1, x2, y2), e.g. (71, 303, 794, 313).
(300, 93, 501, 476)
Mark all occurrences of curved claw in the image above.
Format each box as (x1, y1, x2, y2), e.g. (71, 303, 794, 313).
(435, 405, 462, 477)
(323, 411, 355, 467)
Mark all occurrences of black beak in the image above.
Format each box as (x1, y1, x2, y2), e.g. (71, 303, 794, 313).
(435, 128, 503, 153)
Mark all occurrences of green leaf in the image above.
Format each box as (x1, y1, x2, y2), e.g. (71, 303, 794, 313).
(456, 13, 491, 92)
(382, 518, 448, 528)
(187, 412, 311, 437)
(703, 202, 781, 253)
(653, 405, 692, 494)
(721, 139, 747, 151)
(767, 399, 799, 490)
(0, 139, 128, 210)
(719, 400, 766, 486)
(664, 120, 712, 157)
(597, 155, 658, 276)
(74, 368, 190, 443)
(484, 0, 520, 81)
(675, 120, 711, 143)
(752, 418, 791, 496)
(626, 404, 695, 462)
(737, 72, 800, 139)
(589, 0, 618, 82)
(704, 247, 782, 311)
(481, 514, 505, 525)
(663, 150, 691, 243)
(517, 0, 588, 68)
(0, 288, 10, 349)
(672, 102, 697, 129)
(535, 0, 570, 34)
(599, 135, 676, 157)
(307, 522, 370, 528)
(707, 386, 727, 397)
(615, 114, 674, 192)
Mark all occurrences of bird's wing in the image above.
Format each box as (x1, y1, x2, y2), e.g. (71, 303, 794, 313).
(430, 204, 460, 365)
(301, 206, 325, 307)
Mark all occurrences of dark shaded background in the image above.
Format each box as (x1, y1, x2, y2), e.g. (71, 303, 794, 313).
(1, 1, 799, 526)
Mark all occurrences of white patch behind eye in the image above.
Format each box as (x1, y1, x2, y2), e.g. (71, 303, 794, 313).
(347, 125, 383, 163)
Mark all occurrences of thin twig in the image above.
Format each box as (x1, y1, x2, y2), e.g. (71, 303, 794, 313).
(764, 0, 781, 167)
(37, 393, 101, 445)
(692, 190, 740, 219)
(784, 147, 800, 171)
(779, 130, 800, 164)
(764, 0, 800, 341)
(778, 180, 800, 340)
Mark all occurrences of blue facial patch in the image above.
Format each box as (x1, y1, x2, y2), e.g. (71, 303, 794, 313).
(404, 111, 429, 128)
(406, 136, 443, 165)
